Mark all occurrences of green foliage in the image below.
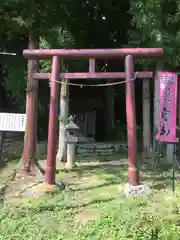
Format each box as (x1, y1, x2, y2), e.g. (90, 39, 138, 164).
(0, 2, 76, 105)
(2, 0, 66, 33)
(3, 57, 26, 106)
(39, 27, 75, 73)
(1, 192, 180, 239)
(0, 0, 73, 106)
(0, 0, 132, 107)
(77, 197, 180, 239)
(2, 0, 180, 110)
(129, 0, 180, 69)
(1, 153, 180, 239)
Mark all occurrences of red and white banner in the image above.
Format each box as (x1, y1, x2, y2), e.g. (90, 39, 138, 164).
(155, 72, 178, 143)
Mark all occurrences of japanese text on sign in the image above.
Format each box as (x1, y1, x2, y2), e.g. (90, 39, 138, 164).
(155, 72, 178, 143)
(0, 113, 26, 132)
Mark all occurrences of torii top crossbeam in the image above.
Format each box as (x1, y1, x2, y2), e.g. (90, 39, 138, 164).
(23, 48, 164, 59)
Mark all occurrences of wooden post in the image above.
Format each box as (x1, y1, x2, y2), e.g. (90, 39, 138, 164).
(142, 79, 151, 156)
(44, 56, 60, 185)
(125, 55, 139, 186)
(153, 70, 160, 154)
(105, 86, 115, 136)
(0, 132, 4, 168)
(166, 144, 174, 165)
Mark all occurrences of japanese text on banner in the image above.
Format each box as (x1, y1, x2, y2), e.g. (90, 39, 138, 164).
(155, 72, 178, 143)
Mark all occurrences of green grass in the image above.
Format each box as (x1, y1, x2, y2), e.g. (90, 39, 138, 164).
(1, 157, 180, 239)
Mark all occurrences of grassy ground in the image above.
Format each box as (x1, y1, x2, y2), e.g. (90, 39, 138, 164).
(1, 147, 180, 239)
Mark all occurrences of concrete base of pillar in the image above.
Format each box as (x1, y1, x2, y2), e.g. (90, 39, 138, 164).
(124, 183, 151, 197)
(19, 181, 65, 198)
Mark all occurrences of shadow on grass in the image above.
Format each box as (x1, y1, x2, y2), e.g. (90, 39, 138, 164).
(73, 181, 121, 192)
(141, 162, 173, 190)
(66, 160, 174, 191)
(25, 197, 115, 214)
(72, 163, 128, 182)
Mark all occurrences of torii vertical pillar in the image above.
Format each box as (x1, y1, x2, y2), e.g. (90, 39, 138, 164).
(44, 56, 60, 185)
(125, 55, 139, 186)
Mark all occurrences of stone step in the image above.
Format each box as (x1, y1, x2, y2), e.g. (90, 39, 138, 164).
(76, 143, 127, 155)
(36, 142, 128, 156)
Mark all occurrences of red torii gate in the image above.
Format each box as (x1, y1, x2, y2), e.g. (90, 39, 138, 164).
(23, 48, 164, 188)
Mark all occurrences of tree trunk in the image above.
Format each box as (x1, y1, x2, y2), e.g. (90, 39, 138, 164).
(153, 61, 166, 160)
(20, 34, 39, 173)
(105, 85, 115, 138)
(56, 79, 69, 166)
(142, 78, 151, 156)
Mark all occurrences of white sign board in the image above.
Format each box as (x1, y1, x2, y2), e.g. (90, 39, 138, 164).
(0, 113, 26, 132)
